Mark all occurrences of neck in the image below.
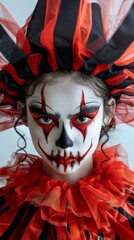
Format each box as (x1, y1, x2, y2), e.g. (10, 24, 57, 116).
(42, 157, 93, 185)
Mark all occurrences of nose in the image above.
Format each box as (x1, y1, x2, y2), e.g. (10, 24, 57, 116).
(56, 125, 73, 149)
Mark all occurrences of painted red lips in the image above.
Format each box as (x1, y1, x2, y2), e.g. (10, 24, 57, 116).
(38, 140, 93, 171)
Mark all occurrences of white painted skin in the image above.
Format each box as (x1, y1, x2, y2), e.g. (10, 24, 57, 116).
(26, 75, 104, 184)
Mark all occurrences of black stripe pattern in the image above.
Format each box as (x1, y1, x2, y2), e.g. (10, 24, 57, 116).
(88, 3, 134, 64)
(0, 198, 134, 239)
(26, 0, 47, 52)
(0, 1, 134, 107)
(0, 25, 26, 64)
(54, 0, 80, 70)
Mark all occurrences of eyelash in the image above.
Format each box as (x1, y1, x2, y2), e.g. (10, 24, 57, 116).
(30, 111, 58, 126)
(70, 113, 94, 126)
(30, 109, 99, 127)
(38, 117, 53, 124)
(75, 115, 92, 123)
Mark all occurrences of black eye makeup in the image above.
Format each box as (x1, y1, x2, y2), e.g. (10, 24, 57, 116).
(29, 104, 61, 119)
(70, 104, 101, 141)
(29, 104, 60, 141)
(68, 103, 101, 119)
(29, 101, 101, 142)
(29, 105, 44, 115)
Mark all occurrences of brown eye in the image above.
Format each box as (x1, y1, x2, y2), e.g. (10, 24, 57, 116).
(75, 116, 90, 124)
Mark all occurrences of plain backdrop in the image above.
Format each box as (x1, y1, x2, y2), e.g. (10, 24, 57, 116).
(0, 0, 134, 169)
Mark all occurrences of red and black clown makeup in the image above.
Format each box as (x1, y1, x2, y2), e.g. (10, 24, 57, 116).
(27, 74, 104, 175)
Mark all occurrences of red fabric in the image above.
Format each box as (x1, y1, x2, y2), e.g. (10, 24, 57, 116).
(111, 102, 134, 126)
(115, 41, 134, 66)
(27, 54, 42, 75)
(0, 3, 31, 55)
(72, 1, 92, 70)
(40, 0, 62, 70)
(0, 145, 134, 239)
(0, 104, 21, 131)
(3, 64, 27, 85)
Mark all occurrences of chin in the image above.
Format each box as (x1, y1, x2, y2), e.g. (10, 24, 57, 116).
(44, 159, 80, 174)
(43, 155, 92, 176)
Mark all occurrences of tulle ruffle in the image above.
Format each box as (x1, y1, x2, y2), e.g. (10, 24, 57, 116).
(0, 145, 134, 239)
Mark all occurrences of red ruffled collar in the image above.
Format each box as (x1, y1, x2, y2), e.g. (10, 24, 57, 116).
(1, 145, 134, 231)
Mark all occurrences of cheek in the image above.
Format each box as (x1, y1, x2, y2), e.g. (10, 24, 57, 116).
(27, 115, 44, 143)
(70, 109, 101, 142)
(75, 117, 103, 149)
(29, 112, 59, 143)
(72, 121, 92, 142)
(36, 122, 58, 142)
(28, 119, 59, 148)
(85, 120, 102, 144)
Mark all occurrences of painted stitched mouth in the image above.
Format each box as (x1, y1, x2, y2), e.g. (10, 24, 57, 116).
(38, 140, 93, 169)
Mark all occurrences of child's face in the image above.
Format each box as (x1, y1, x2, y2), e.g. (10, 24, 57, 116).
(26, 76, 104, 175)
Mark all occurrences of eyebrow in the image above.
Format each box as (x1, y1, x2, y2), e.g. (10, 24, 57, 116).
(68, 105, 100, 118)
(75, 101, 101, 110)
(29, 105, 61, 119)
(29, 102, 101, 119)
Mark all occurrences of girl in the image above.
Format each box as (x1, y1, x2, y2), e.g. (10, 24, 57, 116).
(0, 1, 134, 239)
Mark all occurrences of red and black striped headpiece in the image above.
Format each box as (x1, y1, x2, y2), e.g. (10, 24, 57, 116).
(0, 0, 134, 130)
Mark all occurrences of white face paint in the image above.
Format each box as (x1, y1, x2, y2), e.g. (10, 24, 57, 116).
(26, 75, 104, 176)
